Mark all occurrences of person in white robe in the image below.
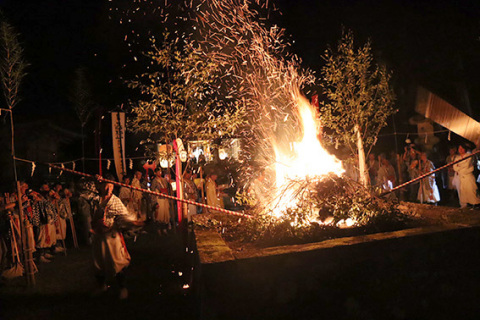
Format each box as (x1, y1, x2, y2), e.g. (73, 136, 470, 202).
(91, 176, 139, 299)
(56, 189, 73, 243)
(417, 152, 440, 204)
(131, 171, 145, 220)
(453, 145, 480, 208)
(205, 173, 225, 213)
(150, 169, 171, 233)
(119, 176, 135, 215)
(183, 171, 198, 222)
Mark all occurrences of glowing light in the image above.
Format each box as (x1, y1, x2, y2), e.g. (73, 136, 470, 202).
(269, 93, 344, 218)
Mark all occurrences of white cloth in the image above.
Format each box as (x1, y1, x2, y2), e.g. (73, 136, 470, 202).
(417, 160, 440, 203)
(151, 177, 170, 224)
(131, 178, 144, 217)
(453, 153, 480, 207)
(206, 178, 224, 213)
(92, 195, 133, 279)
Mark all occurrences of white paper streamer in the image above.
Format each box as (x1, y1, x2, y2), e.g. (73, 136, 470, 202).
(129, 159, 133, 170)
(72, 161, 75, 171)
(31, 162, 36, 177)
(107, 159, 111, 170)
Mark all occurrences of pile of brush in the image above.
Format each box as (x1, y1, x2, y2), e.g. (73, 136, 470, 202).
(195, 174, 415, 247)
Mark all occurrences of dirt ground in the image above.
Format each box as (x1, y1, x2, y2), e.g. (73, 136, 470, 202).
(2, 203, 480, 320)
(0, 224, 198, 320)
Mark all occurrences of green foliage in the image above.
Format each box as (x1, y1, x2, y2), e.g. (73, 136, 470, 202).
(0, 21, 28, 110)
(320, 30, 396, 156)
(127, 32, 247, 143)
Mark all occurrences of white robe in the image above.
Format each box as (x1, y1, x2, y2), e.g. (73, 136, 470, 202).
(131, 178, 145, 220)
(151, 177, 170, 224)
(453, 153, 480, 207)
(206, 178, 224, 213)
(92, 195, 133, 279)
(417, 160, 440, 203)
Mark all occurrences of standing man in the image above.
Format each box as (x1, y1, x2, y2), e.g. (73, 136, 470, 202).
(183, 171, 198, 222)
(150, 169, 171, 234)
(131, 171, 145, 221)
(205, 172, 225, 213)
(91, 175, 139, 299)
(453, 144, 480, 208)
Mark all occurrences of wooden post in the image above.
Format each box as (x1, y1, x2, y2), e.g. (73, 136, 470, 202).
(16, 181, 35, 286)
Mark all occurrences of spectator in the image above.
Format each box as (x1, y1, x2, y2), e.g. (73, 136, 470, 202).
(417, 152, 440, 204)
(453, 144, 480, 208)
(445, 146, 458, 205)
(403, 145, 420, 201)
(377, 157, 396, 191)
(183, 171, 198, 222)
(367, 153, 379, 186)
(131, 171, 145, 221)
(150, 169, 170, 235)
(205, 171, 226, 213)
(119, 176, 135, 215)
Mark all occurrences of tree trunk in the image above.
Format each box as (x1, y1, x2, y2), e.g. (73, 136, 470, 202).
(355, 124, 369, 188)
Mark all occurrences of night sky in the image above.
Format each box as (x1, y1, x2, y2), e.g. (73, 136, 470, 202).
(1, 0, 479, 165)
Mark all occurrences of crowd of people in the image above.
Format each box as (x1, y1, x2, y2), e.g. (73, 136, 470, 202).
(345, 142, 480, 208)
(0, 163, 231, 297)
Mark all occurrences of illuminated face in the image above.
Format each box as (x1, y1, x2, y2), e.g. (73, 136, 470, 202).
(135, 172, 142, 180)
(458, 146, 466, 155)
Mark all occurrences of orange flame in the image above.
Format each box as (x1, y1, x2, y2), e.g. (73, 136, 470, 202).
(269, 93, 344, 219)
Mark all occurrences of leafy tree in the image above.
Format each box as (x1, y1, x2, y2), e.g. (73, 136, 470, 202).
(0, 20, 28, 181)
(320, 30, 396, 187)
(127, 32, 246, 144)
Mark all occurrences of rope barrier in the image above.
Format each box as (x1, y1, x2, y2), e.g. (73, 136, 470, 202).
(48, 163, 253, 219)
(380, 150, 480, 197)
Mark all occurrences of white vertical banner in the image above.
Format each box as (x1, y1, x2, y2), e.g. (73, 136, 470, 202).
(111, 112, 126, 182)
